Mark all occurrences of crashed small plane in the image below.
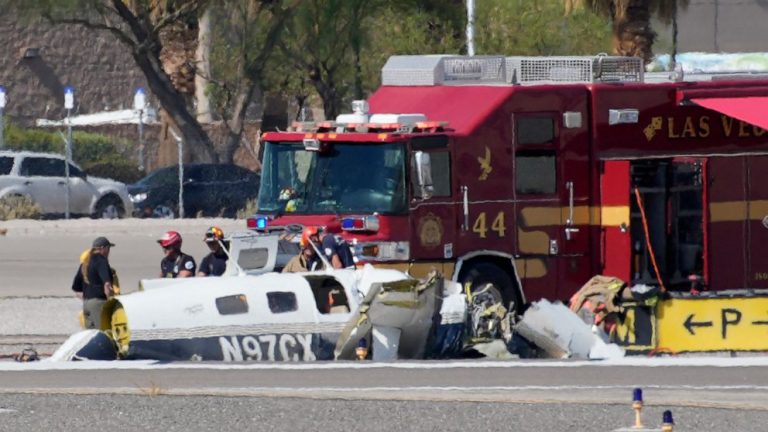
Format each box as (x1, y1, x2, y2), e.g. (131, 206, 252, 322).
(53, 265, 463, 362)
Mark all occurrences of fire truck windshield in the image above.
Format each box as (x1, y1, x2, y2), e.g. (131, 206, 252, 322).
(257, 141, 407, 215)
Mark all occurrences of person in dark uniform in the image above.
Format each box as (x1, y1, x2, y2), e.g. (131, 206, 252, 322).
(157, 230, 196, 278)
(319, 227, 356, 269)
(198, 226, 229, 277)
(71, 236, 116, 329)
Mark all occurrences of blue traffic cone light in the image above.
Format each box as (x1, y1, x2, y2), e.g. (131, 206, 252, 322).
(355, 338, 368, 360)
(632, 388, 644, 428)
(661, 410, 674, 431)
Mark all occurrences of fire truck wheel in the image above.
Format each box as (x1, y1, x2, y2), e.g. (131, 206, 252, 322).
(460, 262, 521, 315)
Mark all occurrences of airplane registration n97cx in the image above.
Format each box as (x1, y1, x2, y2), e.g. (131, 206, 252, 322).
(52, 265, 465, 363)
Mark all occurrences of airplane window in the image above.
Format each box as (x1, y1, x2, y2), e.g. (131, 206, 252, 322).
(237, 247, 269, 270)
(304, 275, 350, 314)
(215, 294, 249, 315)
(267, 292, 298, 313)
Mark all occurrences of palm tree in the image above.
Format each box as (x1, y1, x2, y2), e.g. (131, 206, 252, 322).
(565, 0, 689, 64)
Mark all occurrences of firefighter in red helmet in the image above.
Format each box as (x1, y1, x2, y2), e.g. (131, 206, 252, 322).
(282, 226, 323, 273)
(157, 230, 196, 278)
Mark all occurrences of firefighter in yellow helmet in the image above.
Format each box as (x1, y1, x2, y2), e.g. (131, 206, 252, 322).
(198, 226, 229, 277)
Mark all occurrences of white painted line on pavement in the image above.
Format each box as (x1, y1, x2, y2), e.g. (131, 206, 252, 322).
(3, 355, 768, 371)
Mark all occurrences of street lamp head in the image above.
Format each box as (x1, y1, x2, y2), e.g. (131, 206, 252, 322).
(64, 86, 74, 110)
(134, 87, 146, 111)
(0, 86, 6, 109)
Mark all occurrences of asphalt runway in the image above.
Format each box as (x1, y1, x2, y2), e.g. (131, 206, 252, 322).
(2, 360, 768, 430)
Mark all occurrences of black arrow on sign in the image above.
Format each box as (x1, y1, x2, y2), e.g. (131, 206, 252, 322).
(684, 314, 713, 336)
(752, 320, 768, 326)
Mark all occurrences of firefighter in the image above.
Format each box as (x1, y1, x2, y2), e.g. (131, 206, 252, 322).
(319, 226, 356, 269)
(198, 226, 229, 277)
(158, 230, 196, 278)
(71, 236, 117, 329)
(282, 226, 323, 273)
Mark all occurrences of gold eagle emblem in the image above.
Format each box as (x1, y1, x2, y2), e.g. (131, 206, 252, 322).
(478, 146, 492, 181)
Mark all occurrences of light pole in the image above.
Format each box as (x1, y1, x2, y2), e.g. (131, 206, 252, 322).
(0, 86, 6, 150)
(466, 0, 475, 56)
(134, 87, 146, 172)
(64, 86, 74, 220)
(169, 127, 185, 219)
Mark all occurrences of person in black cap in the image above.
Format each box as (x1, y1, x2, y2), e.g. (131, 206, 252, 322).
(71, 236, 116, 329)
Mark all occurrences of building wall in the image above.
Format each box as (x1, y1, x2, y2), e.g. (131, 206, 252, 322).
(0, 15, 147, 126)
(0, 15, 263, 171)
(669, 0, 768, 52)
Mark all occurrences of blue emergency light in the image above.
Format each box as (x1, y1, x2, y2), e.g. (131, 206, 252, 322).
(632, 387, 643, 403)
(256, 217, 268, 230)
(247, 216, 269, 231)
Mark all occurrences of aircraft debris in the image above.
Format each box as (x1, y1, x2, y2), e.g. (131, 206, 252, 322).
(514, 299, 625, 360)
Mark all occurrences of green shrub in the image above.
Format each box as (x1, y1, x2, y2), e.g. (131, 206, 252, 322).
(0, 195, 42, 220)
(82, 154, 145, 184)
(4, 123, 138, 180)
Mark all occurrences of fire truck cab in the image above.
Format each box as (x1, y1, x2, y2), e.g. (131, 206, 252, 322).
(253, 54, 768, 313)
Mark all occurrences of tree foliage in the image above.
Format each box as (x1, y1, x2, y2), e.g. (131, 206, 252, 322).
(206, 0, 297, 161)
(3, 0, 620, 163)
(270, 0, 465, 121)
(476, 0, 611, 56)
(5, 0, 296, 164)
(9, 0, 219, 160)
(564, 0, 689, 63)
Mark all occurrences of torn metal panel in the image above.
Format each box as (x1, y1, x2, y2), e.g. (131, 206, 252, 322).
(514, 299, 625, 360)
(335, 272, 442, 361)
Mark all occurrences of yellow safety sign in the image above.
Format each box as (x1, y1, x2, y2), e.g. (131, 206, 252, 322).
(657, 297, 768, 352)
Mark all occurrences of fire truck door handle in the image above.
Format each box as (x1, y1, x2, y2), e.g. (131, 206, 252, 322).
(565, 181, 575, 226)
(565, 226, 580, 240)
(565, 181, 579, 240)
(461, 186, 469, 231)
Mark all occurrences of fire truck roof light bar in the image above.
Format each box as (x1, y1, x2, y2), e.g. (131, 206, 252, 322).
(382, 54, 644, 86)
(290, 120, 448, 134)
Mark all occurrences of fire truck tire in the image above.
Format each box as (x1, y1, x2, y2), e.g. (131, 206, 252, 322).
(460, 262, 522, 315)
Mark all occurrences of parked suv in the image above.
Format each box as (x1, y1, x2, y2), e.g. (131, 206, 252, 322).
(128, 163, 260, 218)
(0, 150, 133, 218)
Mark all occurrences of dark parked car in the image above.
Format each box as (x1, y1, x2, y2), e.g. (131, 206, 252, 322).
(127, 164, 260, 218)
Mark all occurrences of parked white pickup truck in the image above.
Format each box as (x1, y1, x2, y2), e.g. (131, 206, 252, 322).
(0, 150, 133, 218)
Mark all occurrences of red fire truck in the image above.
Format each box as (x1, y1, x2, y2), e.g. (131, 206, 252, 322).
(249, 55, 768, 313)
